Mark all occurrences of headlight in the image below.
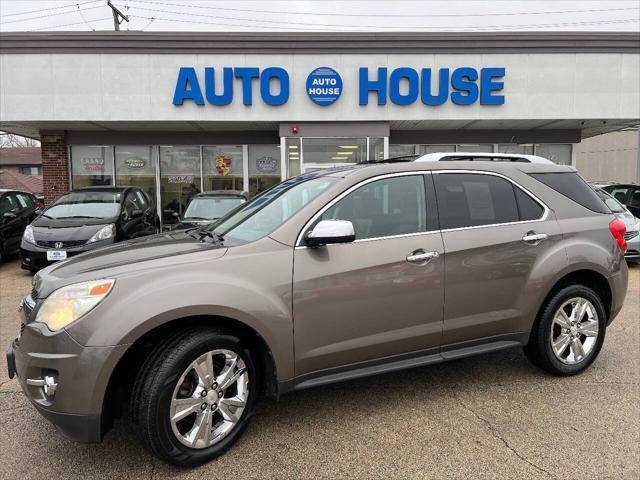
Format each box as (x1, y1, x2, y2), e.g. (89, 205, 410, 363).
(87, 224, 115, 243)
(35, 279, 115, 331)
(23, 225, 35, 244)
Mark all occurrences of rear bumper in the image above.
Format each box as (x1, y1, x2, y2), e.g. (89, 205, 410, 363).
(608, 260, 628, 325)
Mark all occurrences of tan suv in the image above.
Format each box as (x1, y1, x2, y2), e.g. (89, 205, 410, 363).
(7, 161, 628, 466)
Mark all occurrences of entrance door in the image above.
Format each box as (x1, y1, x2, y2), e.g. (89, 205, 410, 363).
(158, 146, 201, 228)
(301, 137, 366, 172)
(293, 173, 444, 376)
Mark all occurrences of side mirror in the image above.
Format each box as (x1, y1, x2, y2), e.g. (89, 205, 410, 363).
(2, 211, 17, 222)
(305, 220, 355, 247)
(172, 211, 180, 218)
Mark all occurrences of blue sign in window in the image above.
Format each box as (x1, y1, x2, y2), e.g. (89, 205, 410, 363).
(306, 67, 343, 106)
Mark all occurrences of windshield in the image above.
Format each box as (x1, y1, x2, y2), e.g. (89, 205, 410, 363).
(44, 191, 121, 219)
(213, 175, 336, 243)
(596, 189, 626, 214)
(184, 196, 245, 220)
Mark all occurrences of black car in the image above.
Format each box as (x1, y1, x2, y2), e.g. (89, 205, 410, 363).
(0, 189, 40, 263)
(20, 186, 159, 271)
(596, 183, 640, 218)
(173, 190, 250, 230)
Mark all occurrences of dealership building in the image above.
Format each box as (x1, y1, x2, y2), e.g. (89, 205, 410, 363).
(0, 31, 639, 227)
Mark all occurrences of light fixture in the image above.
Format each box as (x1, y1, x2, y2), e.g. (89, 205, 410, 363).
(338, 151, 355, 155)
(289, 145, 298, 149)
(338, 146, 359, 149)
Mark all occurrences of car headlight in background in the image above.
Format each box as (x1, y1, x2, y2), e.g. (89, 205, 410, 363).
(35, 279, 115, 331)
(23, 224, 35, 244)
(87, 224, 116, 244)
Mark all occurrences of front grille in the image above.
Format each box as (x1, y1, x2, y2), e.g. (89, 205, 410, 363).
(36, 239, 87, 248)
(31, 286, 38, 300)
(20, 322, 25, 335)
(624, 231, 639, 241)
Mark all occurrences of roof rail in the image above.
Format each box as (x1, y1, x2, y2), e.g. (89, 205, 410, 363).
(365, 154, 420, 164)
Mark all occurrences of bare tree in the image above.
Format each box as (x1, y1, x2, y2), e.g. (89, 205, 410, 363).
(0, 132, 40, 148)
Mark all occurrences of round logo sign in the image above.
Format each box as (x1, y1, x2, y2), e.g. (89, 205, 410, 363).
(306, 67, 342, 106)
(125, 157, 145, 169)
(255, 156, 278, 173)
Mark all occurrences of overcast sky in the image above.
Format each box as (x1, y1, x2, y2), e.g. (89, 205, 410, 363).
(0, 0, 639, 32)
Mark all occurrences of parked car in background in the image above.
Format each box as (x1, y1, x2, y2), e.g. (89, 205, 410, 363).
(594, 182, 640, 218)
(8, 161, 628, 466)
(0, 189, 40, 263)
(414, 151, 555, 163)
(173, 190, 250, 230)
(593, 186, 640, 263)
(20, 186, 159, 271)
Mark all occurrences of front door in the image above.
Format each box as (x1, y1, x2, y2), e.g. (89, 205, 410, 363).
(292, 173, 444, 376)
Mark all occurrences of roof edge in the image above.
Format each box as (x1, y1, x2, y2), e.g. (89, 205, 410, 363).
(1, 31, 638, 54)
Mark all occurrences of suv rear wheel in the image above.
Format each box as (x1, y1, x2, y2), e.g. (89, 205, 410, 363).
(131, 329, 256, 467)
(524, 284, 607, 375)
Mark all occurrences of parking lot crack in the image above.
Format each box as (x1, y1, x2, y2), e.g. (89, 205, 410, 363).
(149, 452, 156, 480)
(458, 399, 557, 479)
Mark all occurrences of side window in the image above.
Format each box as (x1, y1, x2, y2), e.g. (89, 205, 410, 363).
(605, 186, 630, 204)
(434, 173, 519, 229)
(122, 192, 137, 217)
(15, 193, 35, 210)
(514, 187, 544, 221)
(134, 190, 149, 210)
(0, 194, 17, 216)
(629, 188, 640, 209)
(320, 175, 427, 240)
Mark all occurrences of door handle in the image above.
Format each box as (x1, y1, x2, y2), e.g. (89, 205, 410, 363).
(406, 250, 439, 265)
(522, 232, 548, 244)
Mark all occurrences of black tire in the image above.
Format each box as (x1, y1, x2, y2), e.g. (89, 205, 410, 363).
(131, 329, 257, 467)
(524, 284, 607, 376)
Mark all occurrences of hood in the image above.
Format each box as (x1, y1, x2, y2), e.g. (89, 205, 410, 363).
(32, 214, 118, 229)
(34, 230, 227, 296)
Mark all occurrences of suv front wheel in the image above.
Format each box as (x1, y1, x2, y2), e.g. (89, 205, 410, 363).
(525, 284, 607, 376)
(131, 329, 256, 467)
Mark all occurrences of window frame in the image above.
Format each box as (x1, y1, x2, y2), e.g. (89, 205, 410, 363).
(295, 172, 439, 247)
(433, 170, 548, 232)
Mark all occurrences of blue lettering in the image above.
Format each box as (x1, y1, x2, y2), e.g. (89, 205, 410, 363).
(173, 67, 204, 105)
(480, 67, 505, 105)
(204, 67, 233, 106)
(260, 67, 289, 106)
(421, 68, 449, 106)
(389, 68, 419, 105)
(233, 67, 260, 105)
(359, 67, 387, 105)
(451, 67, 479, 105)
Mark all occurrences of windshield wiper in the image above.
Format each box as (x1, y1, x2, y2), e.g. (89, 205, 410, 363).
(183, 216, 211, 221)
(186, 227, 223, 245)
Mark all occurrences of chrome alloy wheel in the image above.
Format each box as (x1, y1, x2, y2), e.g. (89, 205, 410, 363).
(169, 349, 249, 449)
(550, 297, 599, 365)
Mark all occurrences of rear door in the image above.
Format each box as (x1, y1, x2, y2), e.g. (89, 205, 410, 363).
(292, 173, 444, 375)
(433, 171, 563, 347)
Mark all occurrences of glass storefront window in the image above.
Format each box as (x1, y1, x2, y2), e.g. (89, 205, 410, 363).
(534, 144, 572, 165)
(369, 138, 384, 161)
(71, 145, 113, 188)
(302, 138, 367, 167)
(286, 138, 301, 178)
(115, 146, 156, 203)
(418, 145, 455, 154)
(389, 144, 417, 158)
(457, 144, 494, 153)
(498, 144, 534, 155)
(159, 146, 201, 226)
(248, 144, 281, 195)
(202, 145, 243, 192)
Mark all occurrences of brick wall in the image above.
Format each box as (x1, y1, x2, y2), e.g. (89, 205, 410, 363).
(40, 133, 69, 205)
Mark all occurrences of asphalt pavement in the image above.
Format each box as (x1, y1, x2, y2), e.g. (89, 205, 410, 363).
(1, 259, 638, 479)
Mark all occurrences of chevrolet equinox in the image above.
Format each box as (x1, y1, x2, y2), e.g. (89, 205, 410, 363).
(7, 161, 628, 466)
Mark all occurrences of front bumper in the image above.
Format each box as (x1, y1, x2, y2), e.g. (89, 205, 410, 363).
(20, 238, 114, 271)
(7, 298, 127, 443)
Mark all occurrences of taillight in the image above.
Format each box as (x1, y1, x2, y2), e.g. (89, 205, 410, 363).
(609, 219, 627, 253)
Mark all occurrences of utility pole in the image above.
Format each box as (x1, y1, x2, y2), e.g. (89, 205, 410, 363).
(107, 1, 129, 31)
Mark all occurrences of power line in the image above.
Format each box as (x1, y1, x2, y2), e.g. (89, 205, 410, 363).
(77, 3, 98, 31)
(129, 14, 639, 32)
(0, 5, 104, 25)
(124, 0, 640, 19)
(0, 0, 100, 17)
(30, 17, 113, 31)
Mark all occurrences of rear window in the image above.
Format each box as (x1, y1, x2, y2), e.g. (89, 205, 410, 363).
(529, 173, 609, 214)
